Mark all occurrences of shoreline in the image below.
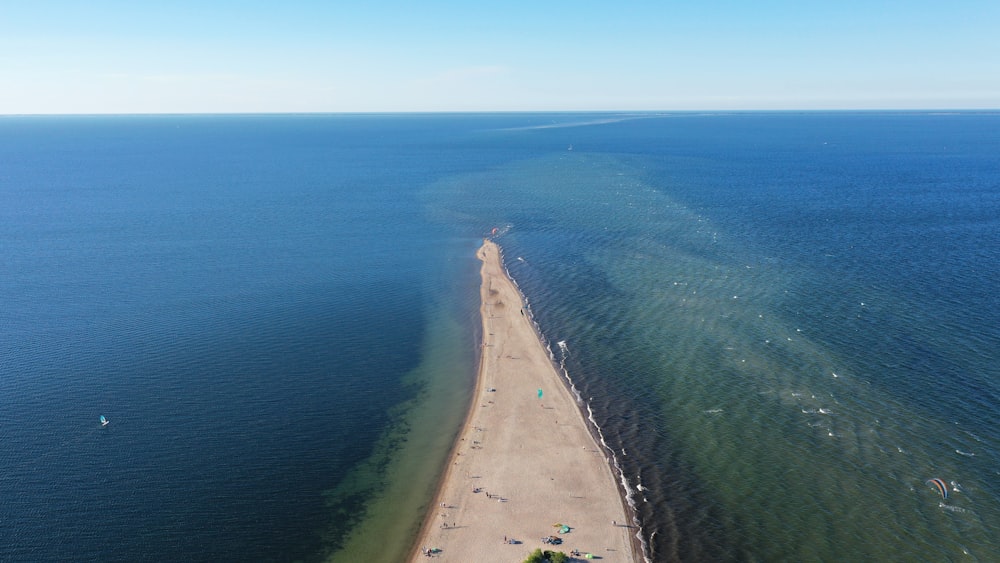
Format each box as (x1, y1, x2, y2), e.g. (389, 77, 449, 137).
(408, 239, 640, 562)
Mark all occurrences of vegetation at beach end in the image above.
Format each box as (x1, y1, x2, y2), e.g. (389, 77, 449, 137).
(523, 548, 569, 563)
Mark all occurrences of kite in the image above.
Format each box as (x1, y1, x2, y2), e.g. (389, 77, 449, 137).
(926, 478, 948, 499)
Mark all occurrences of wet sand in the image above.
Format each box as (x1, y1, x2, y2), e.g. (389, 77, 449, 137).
(409, 240, 638, 562)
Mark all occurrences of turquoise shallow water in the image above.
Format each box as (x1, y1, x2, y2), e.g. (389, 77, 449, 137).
(424, 113, 1000, 561)
(1, 113, 997, 562)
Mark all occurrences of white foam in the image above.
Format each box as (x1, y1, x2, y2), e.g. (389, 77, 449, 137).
(498, 250, 652, 563)
(939, 503, 969, 514)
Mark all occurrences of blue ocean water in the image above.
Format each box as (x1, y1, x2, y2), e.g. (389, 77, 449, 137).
(1, 112, 997, 562)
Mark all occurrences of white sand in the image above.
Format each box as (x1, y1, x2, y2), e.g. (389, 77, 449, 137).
(409, 240, 638, 562)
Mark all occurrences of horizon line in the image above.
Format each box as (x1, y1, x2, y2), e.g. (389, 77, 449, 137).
(2, 108, 999, 118)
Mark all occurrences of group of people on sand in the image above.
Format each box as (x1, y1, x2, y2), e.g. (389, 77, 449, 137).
(471, 486, 504, 501)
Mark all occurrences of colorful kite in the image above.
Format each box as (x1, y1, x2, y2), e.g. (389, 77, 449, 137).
(926, 478, 948, 499)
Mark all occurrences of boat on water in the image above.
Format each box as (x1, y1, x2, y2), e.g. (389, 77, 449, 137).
(100, 415, 109, 427)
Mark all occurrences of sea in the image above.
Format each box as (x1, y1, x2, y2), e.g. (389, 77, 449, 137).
(1, 112, 997, 562)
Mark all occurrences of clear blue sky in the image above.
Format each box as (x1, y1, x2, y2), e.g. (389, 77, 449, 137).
(2, 0, 998, 113)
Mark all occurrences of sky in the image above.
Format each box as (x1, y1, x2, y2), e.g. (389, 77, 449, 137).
(1, 0, 998, 113)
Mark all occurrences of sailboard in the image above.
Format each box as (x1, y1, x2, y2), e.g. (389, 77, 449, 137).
(100, 415, 109, 427)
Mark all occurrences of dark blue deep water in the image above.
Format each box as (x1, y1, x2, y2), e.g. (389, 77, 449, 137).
(1, 113, 997, 562)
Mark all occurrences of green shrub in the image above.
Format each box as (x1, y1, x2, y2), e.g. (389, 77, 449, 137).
(523, 548, 569, 563)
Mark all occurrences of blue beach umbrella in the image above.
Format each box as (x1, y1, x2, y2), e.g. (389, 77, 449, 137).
(537, 388, 543, 399)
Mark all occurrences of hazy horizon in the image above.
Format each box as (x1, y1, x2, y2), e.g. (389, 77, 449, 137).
(3, 108, 999, 117)
(3, 2, 997, 114)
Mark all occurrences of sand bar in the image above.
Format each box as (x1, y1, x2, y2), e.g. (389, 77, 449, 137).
(409, 240, 638, 562)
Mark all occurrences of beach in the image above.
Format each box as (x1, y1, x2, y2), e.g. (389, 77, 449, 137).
(409, 240, 638, 562)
